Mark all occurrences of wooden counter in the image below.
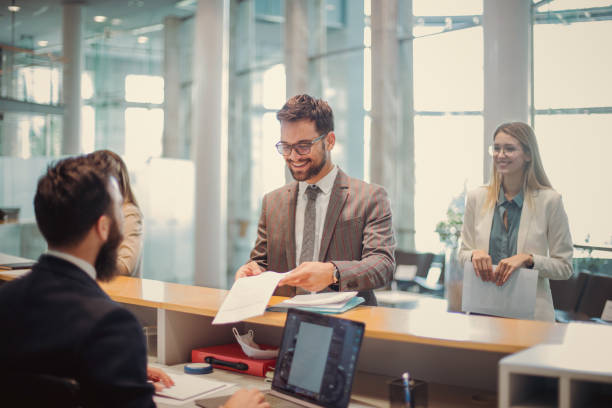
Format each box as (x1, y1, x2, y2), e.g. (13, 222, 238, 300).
(0, 271, 573, 392)
(97, 276, 565, 354)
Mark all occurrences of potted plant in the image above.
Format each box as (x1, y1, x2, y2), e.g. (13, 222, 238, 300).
(435, 187, 466, 312)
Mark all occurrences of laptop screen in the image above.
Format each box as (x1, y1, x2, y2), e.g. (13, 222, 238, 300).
(272, 309, 365, 408)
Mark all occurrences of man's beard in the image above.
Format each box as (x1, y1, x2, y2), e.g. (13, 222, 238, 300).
(288, 151, 327, 182)
(95, 217, 123, 282)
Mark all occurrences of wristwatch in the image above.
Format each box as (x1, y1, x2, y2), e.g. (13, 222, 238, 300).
(330, 263, 340, 290)
(526, 254, 535, 269)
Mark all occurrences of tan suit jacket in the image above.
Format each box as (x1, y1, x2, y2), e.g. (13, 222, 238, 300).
(459, 186, 573, 321)
(250, 169, 396, 305)
(118, 203, 143, 277)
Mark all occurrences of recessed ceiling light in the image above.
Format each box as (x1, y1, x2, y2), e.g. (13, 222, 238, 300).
(38, 40, 48, 47)
(8, 5, 21, 12)
(137, 36, 149, 44)
(93, 15, 107, 23)
(111, 18, 122, 26)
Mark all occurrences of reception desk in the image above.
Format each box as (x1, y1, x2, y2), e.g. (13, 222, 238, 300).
(1, 267, 573, 393)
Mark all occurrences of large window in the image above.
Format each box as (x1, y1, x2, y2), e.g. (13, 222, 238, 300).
(533, 7, 612, 247)
(412, 1, 483, 252)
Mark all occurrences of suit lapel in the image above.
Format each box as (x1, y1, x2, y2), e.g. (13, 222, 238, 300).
(318, 170, 349, 261)
(285, 182, 299, 270)
(517, 190, 535, 253)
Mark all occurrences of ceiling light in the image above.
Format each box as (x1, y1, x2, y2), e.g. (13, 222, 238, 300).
(111, 18, 122, 26)
(131, 23, 163, 36)
(137, 36, 149, 44)
(37, 40, 48, 47)
(93, 15, 107, 23)
(8, 5, 21, 12)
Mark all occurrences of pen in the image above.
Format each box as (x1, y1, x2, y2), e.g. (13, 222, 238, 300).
(402, 371, 411, 407)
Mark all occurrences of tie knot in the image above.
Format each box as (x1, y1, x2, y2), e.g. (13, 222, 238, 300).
(305, 185, 321, 201)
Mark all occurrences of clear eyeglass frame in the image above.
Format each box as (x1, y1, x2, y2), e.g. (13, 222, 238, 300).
(275, 133, 327, 156)
(488, 144, 521, 157)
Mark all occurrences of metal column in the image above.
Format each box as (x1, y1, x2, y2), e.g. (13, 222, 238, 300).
(62, 1, 84, 155)
(370, 0, 399, 222)
(397, 0, 416, 250)
(192, 0, 228, 288)
(284, 0, 309, 97)
(163, 16, 182, 159)
(483, 0, 531, 182)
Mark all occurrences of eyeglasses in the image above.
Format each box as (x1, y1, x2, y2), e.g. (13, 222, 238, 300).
(488, 144, 522, 157)
(275, 133, 327, 156)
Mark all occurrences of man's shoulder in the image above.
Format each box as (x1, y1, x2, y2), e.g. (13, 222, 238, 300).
(264, 182, 298, 199)
(341, 172, 387, 195)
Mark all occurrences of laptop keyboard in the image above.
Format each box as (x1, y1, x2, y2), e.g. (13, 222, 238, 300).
(264, 393, 306, 408)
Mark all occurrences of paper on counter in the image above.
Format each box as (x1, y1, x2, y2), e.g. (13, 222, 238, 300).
(213, 271, 285, 324)
(462, 263, 537, 320)
(155, 372, 232, 401)
(279, 291, 358, 307)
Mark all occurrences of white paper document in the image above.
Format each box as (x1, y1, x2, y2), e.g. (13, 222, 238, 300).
(278, 291, 358, 307)
(462, 263, 537, 319)
(213, 271, 285, 324)
(155, 372, 232, 401)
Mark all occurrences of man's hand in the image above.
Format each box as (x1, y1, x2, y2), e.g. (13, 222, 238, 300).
(495, 253, 531, 286)
(235, 261, 264, 281)
(278, 262, 336, 292)
(147, 366, 174, 392)
(471, 250, 493, 282)
(222, 388, 270, 408)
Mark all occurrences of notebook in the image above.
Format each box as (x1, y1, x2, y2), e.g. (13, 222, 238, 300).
(155, 372, 230, 401)
(196, 309, 365, 408)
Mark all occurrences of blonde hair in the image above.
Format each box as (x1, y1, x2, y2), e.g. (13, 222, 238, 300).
(485, 122, 552, 209)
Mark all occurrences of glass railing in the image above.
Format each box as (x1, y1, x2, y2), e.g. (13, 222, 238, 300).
(0, 44, 62, 106)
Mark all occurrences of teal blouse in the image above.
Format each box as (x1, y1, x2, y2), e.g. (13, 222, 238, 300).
(489, 186, 524, 265)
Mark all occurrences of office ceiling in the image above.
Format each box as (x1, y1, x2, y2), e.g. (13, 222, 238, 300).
(0, 0, 194, 52)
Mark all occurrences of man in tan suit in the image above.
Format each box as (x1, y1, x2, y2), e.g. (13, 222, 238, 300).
(235, 94, 395, 305)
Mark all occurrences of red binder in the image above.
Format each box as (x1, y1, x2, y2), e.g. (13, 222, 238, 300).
(191, 343, 277, 377)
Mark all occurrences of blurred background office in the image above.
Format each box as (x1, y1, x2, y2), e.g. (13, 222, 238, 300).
(1, 0, 611, 293)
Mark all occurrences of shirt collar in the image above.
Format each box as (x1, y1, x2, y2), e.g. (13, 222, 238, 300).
(299, 165, 338, 196)
(498, 185, 524, 208)
(46, 249, 97, 281)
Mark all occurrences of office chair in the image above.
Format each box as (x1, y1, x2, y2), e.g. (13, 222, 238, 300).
(575, 273, 612, 323)
(375, 250, 436, 308)
(2, 372, 81, 408)
(393, 250, 435, 291)
(550, 270, 590, 319)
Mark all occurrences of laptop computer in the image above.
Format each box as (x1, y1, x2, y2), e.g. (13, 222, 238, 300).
(196, 308, 365, 408)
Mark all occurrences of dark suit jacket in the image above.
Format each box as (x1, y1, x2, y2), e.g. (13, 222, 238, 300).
(250, 168, 396, 305)
(0, 255, 154, 408)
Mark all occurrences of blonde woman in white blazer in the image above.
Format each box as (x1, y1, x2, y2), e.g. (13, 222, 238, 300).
(459, 122, 573, 321)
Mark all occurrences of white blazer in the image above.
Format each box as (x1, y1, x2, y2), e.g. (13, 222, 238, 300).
(459, 186, 573, 321)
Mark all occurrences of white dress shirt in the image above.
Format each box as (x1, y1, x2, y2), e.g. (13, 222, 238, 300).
(46, 249, 97, 281)
(295, 165, 338, 264)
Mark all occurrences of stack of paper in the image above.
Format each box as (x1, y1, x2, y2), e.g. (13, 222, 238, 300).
(268, 292, 364, 314)
(462, 263, 537, 319)
(154, 372, 233, 405)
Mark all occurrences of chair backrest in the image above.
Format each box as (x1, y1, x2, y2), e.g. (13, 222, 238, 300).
(575, 273, 612, 318)
(394, 250, 435, 279)
(2, 373, 81, 408)
(550, 271, 590, 312)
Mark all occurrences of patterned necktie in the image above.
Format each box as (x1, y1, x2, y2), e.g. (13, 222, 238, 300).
(299, 185, 322, 265)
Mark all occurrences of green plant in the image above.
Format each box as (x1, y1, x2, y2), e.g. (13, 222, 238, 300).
(435, 188, 466, 248)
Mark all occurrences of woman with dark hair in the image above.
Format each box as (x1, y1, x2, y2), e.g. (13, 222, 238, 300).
(88, 150, 144, 277)
(459, 122, 573, 321)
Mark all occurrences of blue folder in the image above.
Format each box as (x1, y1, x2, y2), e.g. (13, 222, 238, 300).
(266, 296, 365, 314)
